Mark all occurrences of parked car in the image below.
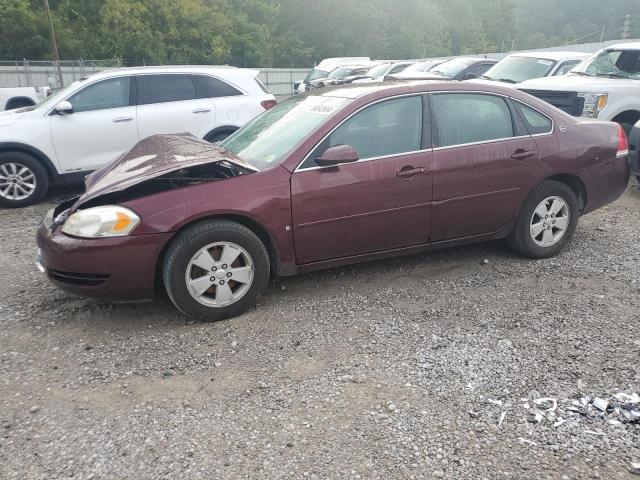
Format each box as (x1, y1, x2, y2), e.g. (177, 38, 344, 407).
(36, 81, 630, 322)
(518, 44, 640, 135)
(351, 62, 416, 83)
(1, 86, 51, 110)
(294, 57, 372, 93)
(393, 57, 497, 81)
(629, 119, 640, 181)
(307, 64, 379, 89)
(0, 66, 276, 207)
(477, 51, 591, 85)
(386, 59, 448, 80)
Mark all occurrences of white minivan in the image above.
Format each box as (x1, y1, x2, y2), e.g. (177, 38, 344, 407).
(0, 66, 276, 207)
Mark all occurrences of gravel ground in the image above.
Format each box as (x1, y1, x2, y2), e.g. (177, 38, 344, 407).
(1, 181, 639, 480)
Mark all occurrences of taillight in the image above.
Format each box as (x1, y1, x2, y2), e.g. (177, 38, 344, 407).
(261, 99, 277, 110)
(617, 124, 629, 157)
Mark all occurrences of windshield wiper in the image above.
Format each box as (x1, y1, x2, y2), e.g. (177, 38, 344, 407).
(480, 75, 494, 80)
(497, 78, 517, 84)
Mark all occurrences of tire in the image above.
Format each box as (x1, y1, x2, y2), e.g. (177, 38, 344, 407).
(0, 152, 49, 208)
(205, 130, 235, 143)
(163, 220, 270, 322)
(507, 180, 579, 259)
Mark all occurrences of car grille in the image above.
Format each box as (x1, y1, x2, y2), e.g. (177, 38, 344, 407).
(520, 89, 585, 116)
(48, 269, 109, 287)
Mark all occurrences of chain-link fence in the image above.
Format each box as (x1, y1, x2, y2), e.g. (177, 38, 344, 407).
(0, 59, 122, 90)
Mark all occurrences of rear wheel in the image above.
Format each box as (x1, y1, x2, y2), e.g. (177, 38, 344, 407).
(205, 130, 236, 143)
(507, 180, 579, 258)
(0, 152, 49, 208)
(163, 220, 270, 322)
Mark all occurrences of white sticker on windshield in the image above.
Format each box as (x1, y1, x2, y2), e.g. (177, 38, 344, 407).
(302, 96, 345, 115)
(537, 60, 553, 66)
(309, 105, 335, 114)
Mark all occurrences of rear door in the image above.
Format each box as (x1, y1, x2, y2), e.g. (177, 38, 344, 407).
(136, 74, 215, 139)
(430, 92, 540, 242)
(291, 94, 434, 264)
(50, 76, 138, 172)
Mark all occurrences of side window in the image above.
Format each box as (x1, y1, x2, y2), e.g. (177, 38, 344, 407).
(67, 77, 131, 113)
(137, 74, 197, 105)
(432, 93, 514, 147)
(324, 96, 423, 161)
(553, 61, 579, 76)
(192, 75, 242, 98)
(514, 101, 553, 135)
(389, 64, 409, 74)
(471, 63, 494, 76)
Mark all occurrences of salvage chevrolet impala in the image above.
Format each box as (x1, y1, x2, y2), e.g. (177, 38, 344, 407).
(36, 82, 630, 321)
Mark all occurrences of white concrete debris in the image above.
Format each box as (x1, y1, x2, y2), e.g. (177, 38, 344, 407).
(523, 392, 640, 426)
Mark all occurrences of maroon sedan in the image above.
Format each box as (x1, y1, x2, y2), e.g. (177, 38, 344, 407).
(36, 81, 630, 321)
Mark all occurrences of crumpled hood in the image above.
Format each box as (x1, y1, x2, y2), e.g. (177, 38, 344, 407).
(76, 133, 257, 207)
(518, 74, 640, 91)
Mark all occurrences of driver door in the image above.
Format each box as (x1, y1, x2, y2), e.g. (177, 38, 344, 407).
(50, 76, 138, 173)
(291, 95, 434, 265)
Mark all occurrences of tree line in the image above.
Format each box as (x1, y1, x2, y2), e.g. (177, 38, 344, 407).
(1, 0, 638, 67)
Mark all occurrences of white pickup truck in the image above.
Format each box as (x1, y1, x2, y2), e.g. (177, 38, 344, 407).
(518, 43, 640, 134)
(0, 86, 51, 111)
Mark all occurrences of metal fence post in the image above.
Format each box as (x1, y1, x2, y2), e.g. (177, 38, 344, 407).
(23, 58, 33, 87)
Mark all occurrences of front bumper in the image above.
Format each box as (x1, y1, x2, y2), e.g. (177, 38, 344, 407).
(36, 214, 174, 301)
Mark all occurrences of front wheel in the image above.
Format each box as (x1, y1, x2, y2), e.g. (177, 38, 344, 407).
(163, 220, 270, 322)
(0, 152, 49, 208)
(507, 180, 579, 258)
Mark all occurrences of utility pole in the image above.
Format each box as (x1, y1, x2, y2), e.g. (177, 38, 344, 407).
(623, 14, 632, 40)
(44, 0, 63, 88)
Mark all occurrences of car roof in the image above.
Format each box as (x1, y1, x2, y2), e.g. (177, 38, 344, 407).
(310, 80, 519, 100)
(506, 51, 591, 61)
(83, 65, 257, 81)
(605, 42, 640, 50)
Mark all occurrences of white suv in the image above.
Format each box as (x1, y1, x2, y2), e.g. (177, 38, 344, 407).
(518, 43, 640, 132)
(0, 66, 276, 207)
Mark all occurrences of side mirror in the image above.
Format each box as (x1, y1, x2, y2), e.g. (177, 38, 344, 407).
(55, 100, 73, 115)
(315, 144, 359, 166)
(464, 72, 478, 80)
(293, 81, 301, 89)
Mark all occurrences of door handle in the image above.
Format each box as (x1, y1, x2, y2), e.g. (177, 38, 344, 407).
(112, 116, 133, 123)
(511, 150, 536, 160)
(192, 108, 212, 114)
(396, 166, 425, 178)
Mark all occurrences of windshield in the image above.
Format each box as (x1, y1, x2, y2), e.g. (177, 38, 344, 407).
(328, 67, 357, 78)
(570, 49, 640, 79)
(404, 61, 439, 73)
(483, 56, 556, 83)
(305, 68, 330, 82)
(365, 63, 391, 78)
(221, 95, 349, 170)
(430, 59, 474, 77)
(35, 80, 82, 110)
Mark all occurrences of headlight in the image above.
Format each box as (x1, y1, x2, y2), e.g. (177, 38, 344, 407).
(578, 93, 607, 118)
(61, 206, 140, 238)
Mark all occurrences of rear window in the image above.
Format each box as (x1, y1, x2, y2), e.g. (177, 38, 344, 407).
(192, 75, 242, 98)
(254, 77, 271, 94)
(137, 74, 197, 105)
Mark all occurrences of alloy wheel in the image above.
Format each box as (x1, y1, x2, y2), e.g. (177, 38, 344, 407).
(530, 196, 570, 247)
(185, 241, 255, 308)
(0, 162, 37, 201)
